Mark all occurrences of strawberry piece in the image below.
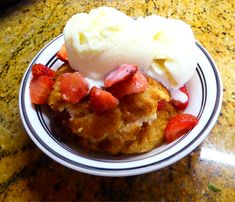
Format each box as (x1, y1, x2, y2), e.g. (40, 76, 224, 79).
(108, 71, 148, 98)
(60, 72, 89, 104)
(171, 85, 189, 110)
(157, 100, 167, 111)
(104, 64, 138, 88)
(89, 87, 119, 114)
(30, 75, 54, 104)
(57, 43, 68, 62)
(32, 64, 56, 78)
(165, 114, 199, 143)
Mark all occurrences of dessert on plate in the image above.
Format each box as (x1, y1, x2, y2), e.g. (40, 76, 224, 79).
(29, 7, 199, 155)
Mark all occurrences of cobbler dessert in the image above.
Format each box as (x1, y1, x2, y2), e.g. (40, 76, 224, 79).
(29, 7, 199, 155)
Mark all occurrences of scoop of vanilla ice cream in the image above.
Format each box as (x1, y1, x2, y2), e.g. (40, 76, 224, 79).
(64, 6, 197, 89)
(64, 6, 154, 80)
(138, 15, 197, 89)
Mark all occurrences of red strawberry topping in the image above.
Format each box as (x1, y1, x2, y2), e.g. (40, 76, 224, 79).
(30, 75, 54, 104)
(32, 64, 56, 78)
(60, 72, 89, 104)
(171, 85, 189, 110)
(104, 64, 138, 88)
(89, 87, 119, 114)
(57, 43, 68, 62)
(108, 70, 148, 98)
(165, 114, 199, 143)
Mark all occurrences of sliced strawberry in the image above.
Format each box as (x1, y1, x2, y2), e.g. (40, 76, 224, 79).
(165, 114, 199, 143)
(104, 64, 138, 88)
(157, 99, 167, 111)
(171, 85, 189, 110)
(108, 71, 148, 98)
(179, 85, 188, 95)
(60, 72, 89, 104)
(89, 87, 119, 114)
(30, 75, 54, 104)
(32, 64, 56, 78)
(57, 43, 68, 62)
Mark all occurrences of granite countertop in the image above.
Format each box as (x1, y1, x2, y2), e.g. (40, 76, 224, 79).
(0, 0, 234, 201)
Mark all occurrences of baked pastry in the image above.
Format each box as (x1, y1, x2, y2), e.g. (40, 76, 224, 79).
(47, 64, 177, 154)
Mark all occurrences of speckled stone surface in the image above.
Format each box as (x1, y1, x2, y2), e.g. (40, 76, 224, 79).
(0, 0, 234, 201)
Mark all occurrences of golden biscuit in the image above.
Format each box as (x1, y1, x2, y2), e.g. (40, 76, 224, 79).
(48, 64, 177, 154)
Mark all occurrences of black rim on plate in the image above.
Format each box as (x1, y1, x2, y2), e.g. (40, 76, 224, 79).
(19, 35, 222, 174)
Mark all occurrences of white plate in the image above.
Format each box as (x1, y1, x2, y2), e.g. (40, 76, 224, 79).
(19, 34, 223, 177)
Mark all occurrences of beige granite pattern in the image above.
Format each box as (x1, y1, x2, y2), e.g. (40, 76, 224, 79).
(0, 0, 234, 201)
